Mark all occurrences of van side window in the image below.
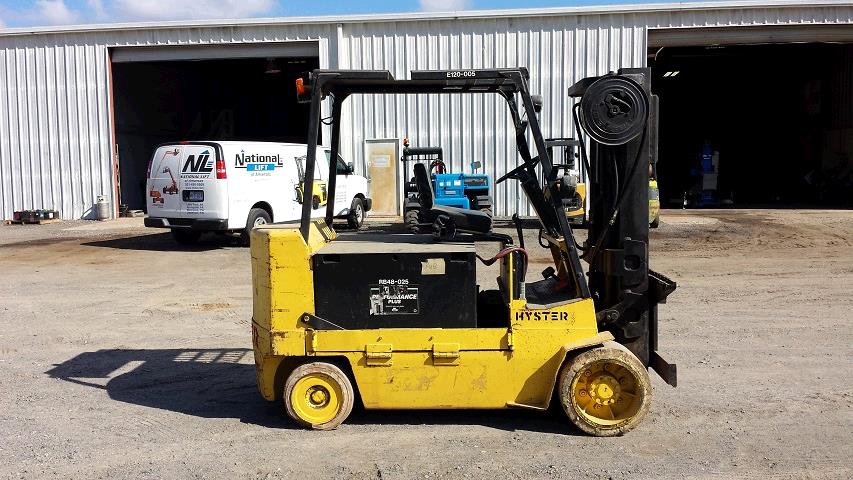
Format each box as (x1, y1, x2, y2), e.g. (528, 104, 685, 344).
(336, 155, 349, 174)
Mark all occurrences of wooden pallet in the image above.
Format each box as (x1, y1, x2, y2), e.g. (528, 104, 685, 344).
(4, 218, 62, 225)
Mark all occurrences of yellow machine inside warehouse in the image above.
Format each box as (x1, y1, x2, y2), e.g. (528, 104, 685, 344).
(250, 68, 677, 436)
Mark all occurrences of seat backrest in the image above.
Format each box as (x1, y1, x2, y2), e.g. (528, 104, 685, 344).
(413, 163, 434, 210)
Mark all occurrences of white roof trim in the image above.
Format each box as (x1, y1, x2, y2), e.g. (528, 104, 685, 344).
(0, 0, 850, 37)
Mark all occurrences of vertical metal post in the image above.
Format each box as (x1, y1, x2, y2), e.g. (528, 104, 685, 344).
(324, 97, 344, 227)
(299, 88, 323, 242)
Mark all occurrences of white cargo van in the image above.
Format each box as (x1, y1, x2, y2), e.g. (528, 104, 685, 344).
(144, 141, 371, 244)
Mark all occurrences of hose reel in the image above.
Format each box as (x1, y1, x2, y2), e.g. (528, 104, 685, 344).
(578, 75, 648, 146)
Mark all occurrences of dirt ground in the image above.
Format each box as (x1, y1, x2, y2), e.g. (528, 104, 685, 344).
(0, 210, 851, 479)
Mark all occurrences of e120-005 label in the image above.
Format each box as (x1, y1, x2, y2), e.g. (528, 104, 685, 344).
(369, 283, 419, 315)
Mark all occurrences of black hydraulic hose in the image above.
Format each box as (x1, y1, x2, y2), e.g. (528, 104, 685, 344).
(585, 125, 648, 266)
(572, 103, 593, 181)
(476, 246, 529, 278)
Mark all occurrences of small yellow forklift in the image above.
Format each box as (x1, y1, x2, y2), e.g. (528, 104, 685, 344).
(250, 68, 677, 436)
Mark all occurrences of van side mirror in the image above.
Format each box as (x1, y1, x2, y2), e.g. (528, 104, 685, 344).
(347, 162, 354, 174)
(471, 161, 482, 171)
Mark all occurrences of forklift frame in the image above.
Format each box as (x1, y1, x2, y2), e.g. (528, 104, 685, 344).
(297, 68, 590, 299)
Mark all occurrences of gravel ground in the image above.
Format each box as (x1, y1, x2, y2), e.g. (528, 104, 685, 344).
(0, 210, 851, 479)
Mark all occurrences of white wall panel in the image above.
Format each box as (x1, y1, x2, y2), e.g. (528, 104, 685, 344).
(0, 2, 850, 218)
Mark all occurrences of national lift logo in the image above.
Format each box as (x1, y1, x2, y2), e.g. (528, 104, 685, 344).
(181, 150, 214, 175)
(234, 150, 284, 172)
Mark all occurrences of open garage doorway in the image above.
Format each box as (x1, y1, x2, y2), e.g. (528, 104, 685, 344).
(111, 44, 320, 212)
(649, 42, 852, 208)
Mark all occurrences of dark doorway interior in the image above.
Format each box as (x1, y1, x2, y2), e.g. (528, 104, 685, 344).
(650, 43, 852, 208)
(112, 56, 319, 211)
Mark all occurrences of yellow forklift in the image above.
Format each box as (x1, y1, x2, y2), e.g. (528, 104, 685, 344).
(251, 68, 677, 436)
(294, 154, 328, 210)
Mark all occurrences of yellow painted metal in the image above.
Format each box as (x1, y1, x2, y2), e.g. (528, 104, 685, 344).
(565, 182, 587, 220)
(365, 343, 393, 366)
(432, 343, 460, 366)
(289, 372, 343, 425)
(571, 358, 644, 427)
(649, 179, 661, 224)
(251, 223, 612, 410)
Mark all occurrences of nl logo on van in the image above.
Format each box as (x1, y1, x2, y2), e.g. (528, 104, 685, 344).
(235, 150, 284, 172)
(181, 150, 213, 175)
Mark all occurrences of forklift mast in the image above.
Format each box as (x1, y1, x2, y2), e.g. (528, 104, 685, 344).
(568, 68, 677, 385)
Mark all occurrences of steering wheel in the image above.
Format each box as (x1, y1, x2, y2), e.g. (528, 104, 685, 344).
(429, 160, 446, 174)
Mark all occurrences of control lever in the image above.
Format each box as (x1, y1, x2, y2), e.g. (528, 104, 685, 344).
(511, 213, 526, 249)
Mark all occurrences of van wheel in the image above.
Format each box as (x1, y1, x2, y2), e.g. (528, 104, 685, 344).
(347, 198, 365, 229)
(171, 229, 201, 245)
(242, 208, 271, 246)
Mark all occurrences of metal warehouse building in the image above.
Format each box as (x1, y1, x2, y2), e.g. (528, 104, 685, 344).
(1, 0, 851, 219)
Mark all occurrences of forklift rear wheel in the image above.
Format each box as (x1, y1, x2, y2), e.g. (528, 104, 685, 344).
(284, 362, 354, 430)
(347, 198, 365, 229)
(171, 229, 201, 245)
(558, 341, 651, 436)
(405, 209, 421, 233)
(312, 195, 321, 210)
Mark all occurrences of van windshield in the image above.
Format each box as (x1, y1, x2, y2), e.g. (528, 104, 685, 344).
(325, 151, 349, 174)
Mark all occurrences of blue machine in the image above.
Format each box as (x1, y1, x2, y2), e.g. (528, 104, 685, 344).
(401, 142, 493, 232)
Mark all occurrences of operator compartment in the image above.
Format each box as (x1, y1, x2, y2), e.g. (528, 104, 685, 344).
(312, 233, 477, 329)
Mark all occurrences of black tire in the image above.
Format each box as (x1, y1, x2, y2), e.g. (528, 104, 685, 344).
(171, 229, 201, 245)
(479, 207, 493, 217)
(312, 195, 321, 210)
(650, 215, 660, 229)
(405, 209, 421, 233)
(242, 208, 272, 246)
(347, 198, 365, 229)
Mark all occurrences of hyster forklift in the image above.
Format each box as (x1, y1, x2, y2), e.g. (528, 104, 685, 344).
(250, 67, 677, 436)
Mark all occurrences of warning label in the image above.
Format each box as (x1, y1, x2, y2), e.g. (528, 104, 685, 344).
(369, 284, 419, 315)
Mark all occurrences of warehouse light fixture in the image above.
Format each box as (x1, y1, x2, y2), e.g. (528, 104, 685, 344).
(663, 70, 680, 77)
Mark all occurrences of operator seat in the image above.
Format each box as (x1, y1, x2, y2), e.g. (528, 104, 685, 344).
(414, 162, 492, 234)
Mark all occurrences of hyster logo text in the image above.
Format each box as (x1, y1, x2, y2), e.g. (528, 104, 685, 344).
(514, 311, 570, 321)
(235, 151, 284, 172)
(182, 150, 213, 174)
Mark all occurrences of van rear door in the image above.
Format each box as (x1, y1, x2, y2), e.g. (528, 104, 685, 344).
(147, 145, 183, 216)
(146, 143, 227, 222)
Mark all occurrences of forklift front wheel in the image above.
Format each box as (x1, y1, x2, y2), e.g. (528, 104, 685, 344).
(284, 362, 354, 430)
(558, 341, 651, 436)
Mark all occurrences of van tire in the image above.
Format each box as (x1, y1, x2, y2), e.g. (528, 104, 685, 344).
(347, 198, 365, 229)
(171, 229, 201, 245)
(242, 208, 272, 246)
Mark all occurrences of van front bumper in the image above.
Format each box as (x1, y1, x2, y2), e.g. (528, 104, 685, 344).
(145, 217, 229, 231)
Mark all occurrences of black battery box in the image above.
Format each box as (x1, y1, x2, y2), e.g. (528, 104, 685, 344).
(312, 234, 477, 329)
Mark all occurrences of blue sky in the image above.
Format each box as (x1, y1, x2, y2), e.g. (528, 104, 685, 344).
(0, 0, 715, 28)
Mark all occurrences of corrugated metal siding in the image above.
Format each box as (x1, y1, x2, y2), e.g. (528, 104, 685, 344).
(338, 15, 647, 216)
(0, 25, 331, 219)
(0, 41, 112, 220)
(0, 3, 851, 218)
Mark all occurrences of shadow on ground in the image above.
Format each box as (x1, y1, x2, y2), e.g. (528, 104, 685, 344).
(46, 348, 578, 434)
(82, 232, 243, 251)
